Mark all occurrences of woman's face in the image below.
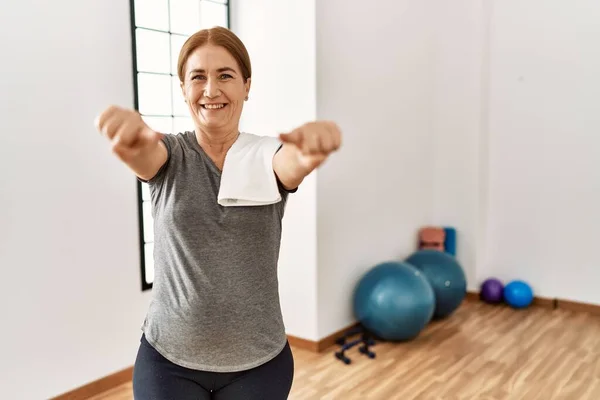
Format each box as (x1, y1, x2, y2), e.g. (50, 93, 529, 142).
(180, 44, 250, 134)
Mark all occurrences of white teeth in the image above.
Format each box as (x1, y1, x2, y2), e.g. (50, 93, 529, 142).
(203, 104, 225, 109)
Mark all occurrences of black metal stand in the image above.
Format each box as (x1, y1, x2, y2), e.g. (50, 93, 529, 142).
(334, 325, 376, 365)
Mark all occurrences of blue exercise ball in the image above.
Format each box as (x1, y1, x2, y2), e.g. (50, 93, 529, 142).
(503, 280, 533, 309)
(405, 250, 467, 319)
(353, 261, 435, 341)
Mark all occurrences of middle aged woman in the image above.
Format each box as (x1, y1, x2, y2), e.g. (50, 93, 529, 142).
(95, 26, 341, 400)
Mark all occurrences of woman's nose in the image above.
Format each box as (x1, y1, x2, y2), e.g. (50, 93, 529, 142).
(204, 78, 221, 98)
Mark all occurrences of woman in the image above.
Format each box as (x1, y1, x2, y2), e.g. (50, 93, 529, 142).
(95, 27, 341, 399)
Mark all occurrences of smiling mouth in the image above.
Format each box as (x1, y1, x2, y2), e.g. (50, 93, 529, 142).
(201, 103, 227, 110)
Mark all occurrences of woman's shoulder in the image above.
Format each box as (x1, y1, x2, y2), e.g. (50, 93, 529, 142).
(160, 130, 196, 152)
(161, 130, 194, 142)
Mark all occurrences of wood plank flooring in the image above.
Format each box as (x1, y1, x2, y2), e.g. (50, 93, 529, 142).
(90, 301, 600, 399)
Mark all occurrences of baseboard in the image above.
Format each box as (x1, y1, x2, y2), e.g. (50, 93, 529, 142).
(316, 322, 361, 352)
(466, 290, 600, 314)
(465, 291, 480, 302)
(286, 334, 319, 352)
(556, 299, 600, 316)
(466, 290, 555, 309)
(533, 296, 557, 309)
(287, 322, 361, 354)
(49, 366, 133, 400)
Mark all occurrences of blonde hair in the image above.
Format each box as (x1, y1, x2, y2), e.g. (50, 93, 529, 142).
(177, 26, 252, 82)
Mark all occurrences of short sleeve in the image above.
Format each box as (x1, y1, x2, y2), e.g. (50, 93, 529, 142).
(274, 143, 299, 194)
(137, 133, 178, 185)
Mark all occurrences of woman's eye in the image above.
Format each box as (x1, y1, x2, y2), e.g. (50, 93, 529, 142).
(192, 75, 206, 80)
(220, 74, 233, 79)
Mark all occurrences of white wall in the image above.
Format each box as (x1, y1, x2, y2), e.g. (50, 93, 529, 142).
(315, 0, 436, 338)
(481, 0, 600, 303)
(0, 0, 150, 398)
(231, 0, 319, 340)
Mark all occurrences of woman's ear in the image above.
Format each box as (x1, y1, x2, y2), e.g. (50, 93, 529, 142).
(180, 81, 187, 102)
(244, 77, 251, 101)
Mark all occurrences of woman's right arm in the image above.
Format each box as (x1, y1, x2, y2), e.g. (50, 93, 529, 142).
(95, 105, 168, 181)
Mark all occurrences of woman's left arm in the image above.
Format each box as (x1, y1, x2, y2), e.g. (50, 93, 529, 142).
(272, 121, 342, 191)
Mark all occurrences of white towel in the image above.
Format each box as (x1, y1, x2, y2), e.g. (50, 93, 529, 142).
(217, 132, 283, 207)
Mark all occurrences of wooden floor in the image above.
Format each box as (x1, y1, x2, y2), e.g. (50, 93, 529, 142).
(91, 301, 600, 399)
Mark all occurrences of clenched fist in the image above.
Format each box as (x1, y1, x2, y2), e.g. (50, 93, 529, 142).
(279, 121, 342, 171)
(95, 105, 161, 162)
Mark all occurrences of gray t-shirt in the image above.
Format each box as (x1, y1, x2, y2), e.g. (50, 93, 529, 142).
(140, 131, 294, 372)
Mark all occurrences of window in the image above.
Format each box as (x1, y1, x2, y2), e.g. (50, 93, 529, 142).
(129, 0, 230, 290)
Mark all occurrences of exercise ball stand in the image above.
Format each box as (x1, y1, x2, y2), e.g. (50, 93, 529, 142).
(334, 324, 377, 365)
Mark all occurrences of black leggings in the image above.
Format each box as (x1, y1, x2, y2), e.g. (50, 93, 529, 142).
(132, 334, 294, 400)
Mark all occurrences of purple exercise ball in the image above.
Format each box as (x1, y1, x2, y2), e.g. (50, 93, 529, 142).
(480, 278, 504, 304)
